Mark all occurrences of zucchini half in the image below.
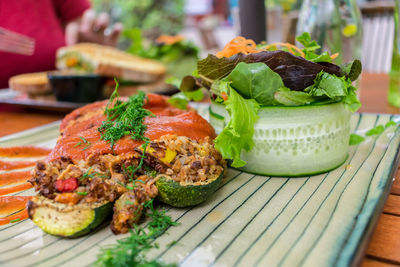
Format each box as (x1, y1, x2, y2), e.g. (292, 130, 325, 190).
(27, 196, 113, 238)
(156, 172, 224, 207)
(210, 101, 351, 177)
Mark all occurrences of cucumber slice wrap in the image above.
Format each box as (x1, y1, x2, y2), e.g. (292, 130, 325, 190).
(210, 101, 351, 176)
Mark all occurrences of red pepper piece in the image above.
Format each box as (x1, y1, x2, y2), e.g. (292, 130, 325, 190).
(55, 178, 78, 192)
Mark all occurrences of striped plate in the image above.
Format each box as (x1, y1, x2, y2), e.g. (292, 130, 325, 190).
(0, 110, 399, 267)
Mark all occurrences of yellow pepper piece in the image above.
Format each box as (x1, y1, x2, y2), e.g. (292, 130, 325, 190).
(160, 148, 176, 164)
(147, 147, 155, 154)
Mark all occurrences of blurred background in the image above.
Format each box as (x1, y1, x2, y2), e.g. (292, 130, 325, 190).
(89, 0, 396, 73)
(0, 0, 398, 111)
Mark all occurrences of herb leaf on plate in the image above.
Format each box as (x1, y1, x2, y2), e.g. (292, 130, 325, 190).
(349, 133, 365, 145)
(366, 125, 385, 136)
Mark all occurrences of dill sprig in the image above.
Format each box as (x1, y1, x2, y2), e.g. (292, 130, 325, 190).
(95, 200, 178, 267)
(79, 168, 109, 181)
(98, 80, 153, 148)
(74, 136, 91, 150)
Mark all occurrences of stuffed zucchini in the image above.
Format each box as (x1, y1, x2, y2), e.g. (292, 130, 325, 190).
(156, 173, 223, 207)
(28, 93, 226, 236)
(27, 196, 112, 238)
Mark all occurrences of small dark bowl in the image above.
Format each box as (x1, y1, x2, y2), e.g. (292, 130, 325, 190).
(48, 71, 106, 103)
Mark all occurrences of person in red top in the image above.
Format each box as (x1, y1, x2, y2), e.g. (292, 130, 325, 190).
(0, 0, 122, 88)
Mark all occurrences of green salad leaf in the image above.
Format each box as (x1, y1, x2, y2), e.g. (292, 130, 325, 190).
(296, 32, 320, 52)
(306, 72, 361, 112)
(167, 89, 203, 110)
(195, 50, 343, 91)
(213, 81, 260, 167)
(274, 87, 315, 106)
(226, 62, 284, 105)
(342, 59, 362, 81)
(307, 72, 347, 98)
(296, 32, 333, 63)
(343, 85, 361, 112)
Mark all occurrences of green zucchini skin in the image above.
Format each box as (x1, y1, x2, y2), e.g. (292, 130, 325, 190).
(210, 101, 351, 177)
(27, 196, 113, 238)
(156, 173, 224, 207)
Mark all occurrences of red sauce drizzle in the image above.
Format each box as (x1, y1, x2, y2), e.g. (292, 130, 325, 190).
(0, 146, 51, 158)
(0, 160, 36, 171)
(0, 171, 31, 187)
(0, 183, 32, 196)
(0, 196, 31, 225)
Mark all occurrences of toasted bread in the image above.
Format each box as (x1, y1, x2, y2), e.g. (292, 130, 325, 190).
(56, 43, 166, 83)
(9, 72, 50, 95)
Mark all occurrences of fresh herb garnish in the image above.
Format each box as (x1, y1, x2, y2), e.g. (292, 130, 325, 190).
(77, 191, 88, 196)
(98, 80, 153, 148)
(366, 125, 385, 136)
(80, 168, 108, 181)
(10, 218, 21, 223)
(80, 167, 94, 180)
(349, 134, 365, 145)
(95, 200, 178, 267)
(350, 121, 398, 145)
(386, 121, 397, 128)
(98, 80, 155, 185)
(74, 136, 91, 150)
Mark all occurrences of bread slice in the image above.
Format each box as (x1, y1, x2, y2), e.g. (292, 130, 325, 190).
(9, 72, 50, 95)
(56, 43, 166, 83)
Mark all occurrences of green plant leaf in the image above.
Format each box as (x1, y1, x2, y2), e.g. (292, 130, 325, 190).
(341, 59, 362, 81)
(214, 82, 260, 167)
(167, 89, 204, 110)
(366, 125, 385, 136)
(197, 51, 343, 91)
(296, 32, 320, 52)
(226, 62, 284, 105)
(349, 134, 365, 145)
(385, 120, 397, 128)
(274, 88, 316, 106)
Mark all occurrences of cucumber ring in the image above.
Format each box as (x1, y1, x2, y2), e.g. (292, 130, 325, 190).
(210, 101, 351, 176)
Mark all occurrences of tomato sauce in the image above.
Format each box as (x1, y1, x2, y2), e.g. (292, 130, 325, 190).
(0, 160, 36, 171)
(0, 183, 32, 196)
(0, 171, 31, 187)
(0, 209, 29, 226)
(0, 146, 51, 158)
(49, 94, 216, 161)
(0, 196, 31, 225)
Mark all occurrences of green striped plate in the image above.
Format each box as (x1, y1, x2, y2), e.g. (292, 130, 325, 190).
(0, 110, 399, 267)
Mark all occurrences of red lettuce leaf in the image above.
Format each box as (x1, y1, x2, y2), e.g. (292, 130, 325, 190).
(196, 51, 343, 91)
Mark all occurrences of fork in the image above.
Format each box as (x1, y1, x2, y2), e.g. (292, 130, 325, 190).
(0, 27, 35, 56)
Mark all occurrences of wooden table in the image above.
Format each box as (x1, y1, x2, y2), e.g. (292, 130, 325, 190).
(0, 73, 399, 266)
